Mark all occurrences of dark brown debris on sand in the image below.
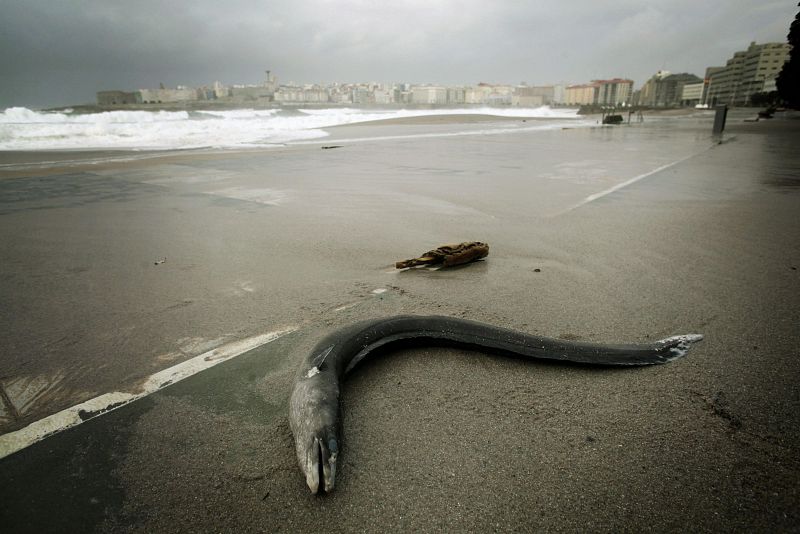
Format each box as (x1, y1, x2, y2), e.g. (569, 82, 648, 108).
(395, 241, 489, 269)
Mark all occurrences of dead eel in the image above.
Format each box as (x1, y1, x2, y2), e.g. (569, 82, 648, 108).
(289, 315, 702, 493)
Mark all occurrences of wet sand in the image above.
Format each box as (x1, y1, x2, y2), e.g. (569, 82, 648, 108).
(1, 111, 799, 532)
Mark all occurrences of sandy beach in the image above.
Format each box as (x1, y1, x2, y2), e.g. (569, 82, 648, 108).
(1, 110, 799, 532)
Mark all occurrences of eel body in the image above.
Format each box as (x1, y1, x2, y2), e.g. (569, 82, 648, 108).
(288, 315, 702, 493)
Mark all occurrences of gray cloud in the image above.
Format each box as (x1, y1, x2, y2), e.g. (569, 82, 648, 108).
(0, 0, 795, 108)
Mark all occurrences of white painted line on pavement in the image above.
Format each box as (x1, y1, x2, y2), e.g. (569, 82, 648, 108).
(560, 143, 718, 215)
(0, 327, 296, 460)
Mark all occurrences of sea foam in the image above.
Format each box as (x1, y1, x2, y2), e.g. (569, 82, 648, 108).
(0, 106, 582, 151)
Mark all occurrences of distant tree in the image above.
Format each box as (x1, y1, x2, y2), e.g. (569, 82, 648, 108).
(776, 3, 800, 108)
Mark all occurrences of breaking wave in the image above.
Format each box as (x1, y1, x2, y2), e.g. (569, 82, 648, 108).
(0, 106, 582, 151)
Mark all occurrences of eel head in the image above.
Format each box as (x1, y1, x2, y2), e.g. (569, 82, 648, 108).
(289, 372, 340, 494)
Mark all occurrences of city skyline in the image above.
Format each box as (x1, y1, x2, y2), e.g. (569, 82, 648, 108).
(96, 77, 640, 108)
(1, 0, 796, 108)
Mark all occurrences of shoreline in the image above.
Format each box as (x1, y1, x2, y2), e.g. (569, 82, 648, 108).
(0, 106, 764, 163)
(0, 108, 773, 178)
(0, 108, 779, 180)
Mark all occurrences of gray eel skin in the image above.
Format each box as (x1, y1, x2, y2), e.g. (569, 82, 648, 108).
(289, 315, 703, 493)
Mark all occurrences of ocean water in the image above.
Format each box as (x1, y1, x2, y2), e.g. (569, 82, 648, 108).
(0, 106, 584, 151)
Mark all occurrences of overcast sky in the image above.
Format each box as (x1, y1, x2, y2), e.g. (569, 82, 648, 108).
(0, 0, 796, 108)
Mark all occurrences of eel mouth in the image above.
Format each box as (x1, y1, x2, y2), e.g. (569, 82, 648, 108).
(305, 436, 337, 494)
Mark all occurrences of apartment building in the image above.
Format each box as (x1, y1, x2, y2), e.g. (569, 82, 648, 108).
(411, 85, 448, 104)
(513, 85, 555, 107)
(638, 71, 701, 106)
(593, 79, 634, 105)
(564, 84, 596, 105)
(705, 42, 790, 106)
